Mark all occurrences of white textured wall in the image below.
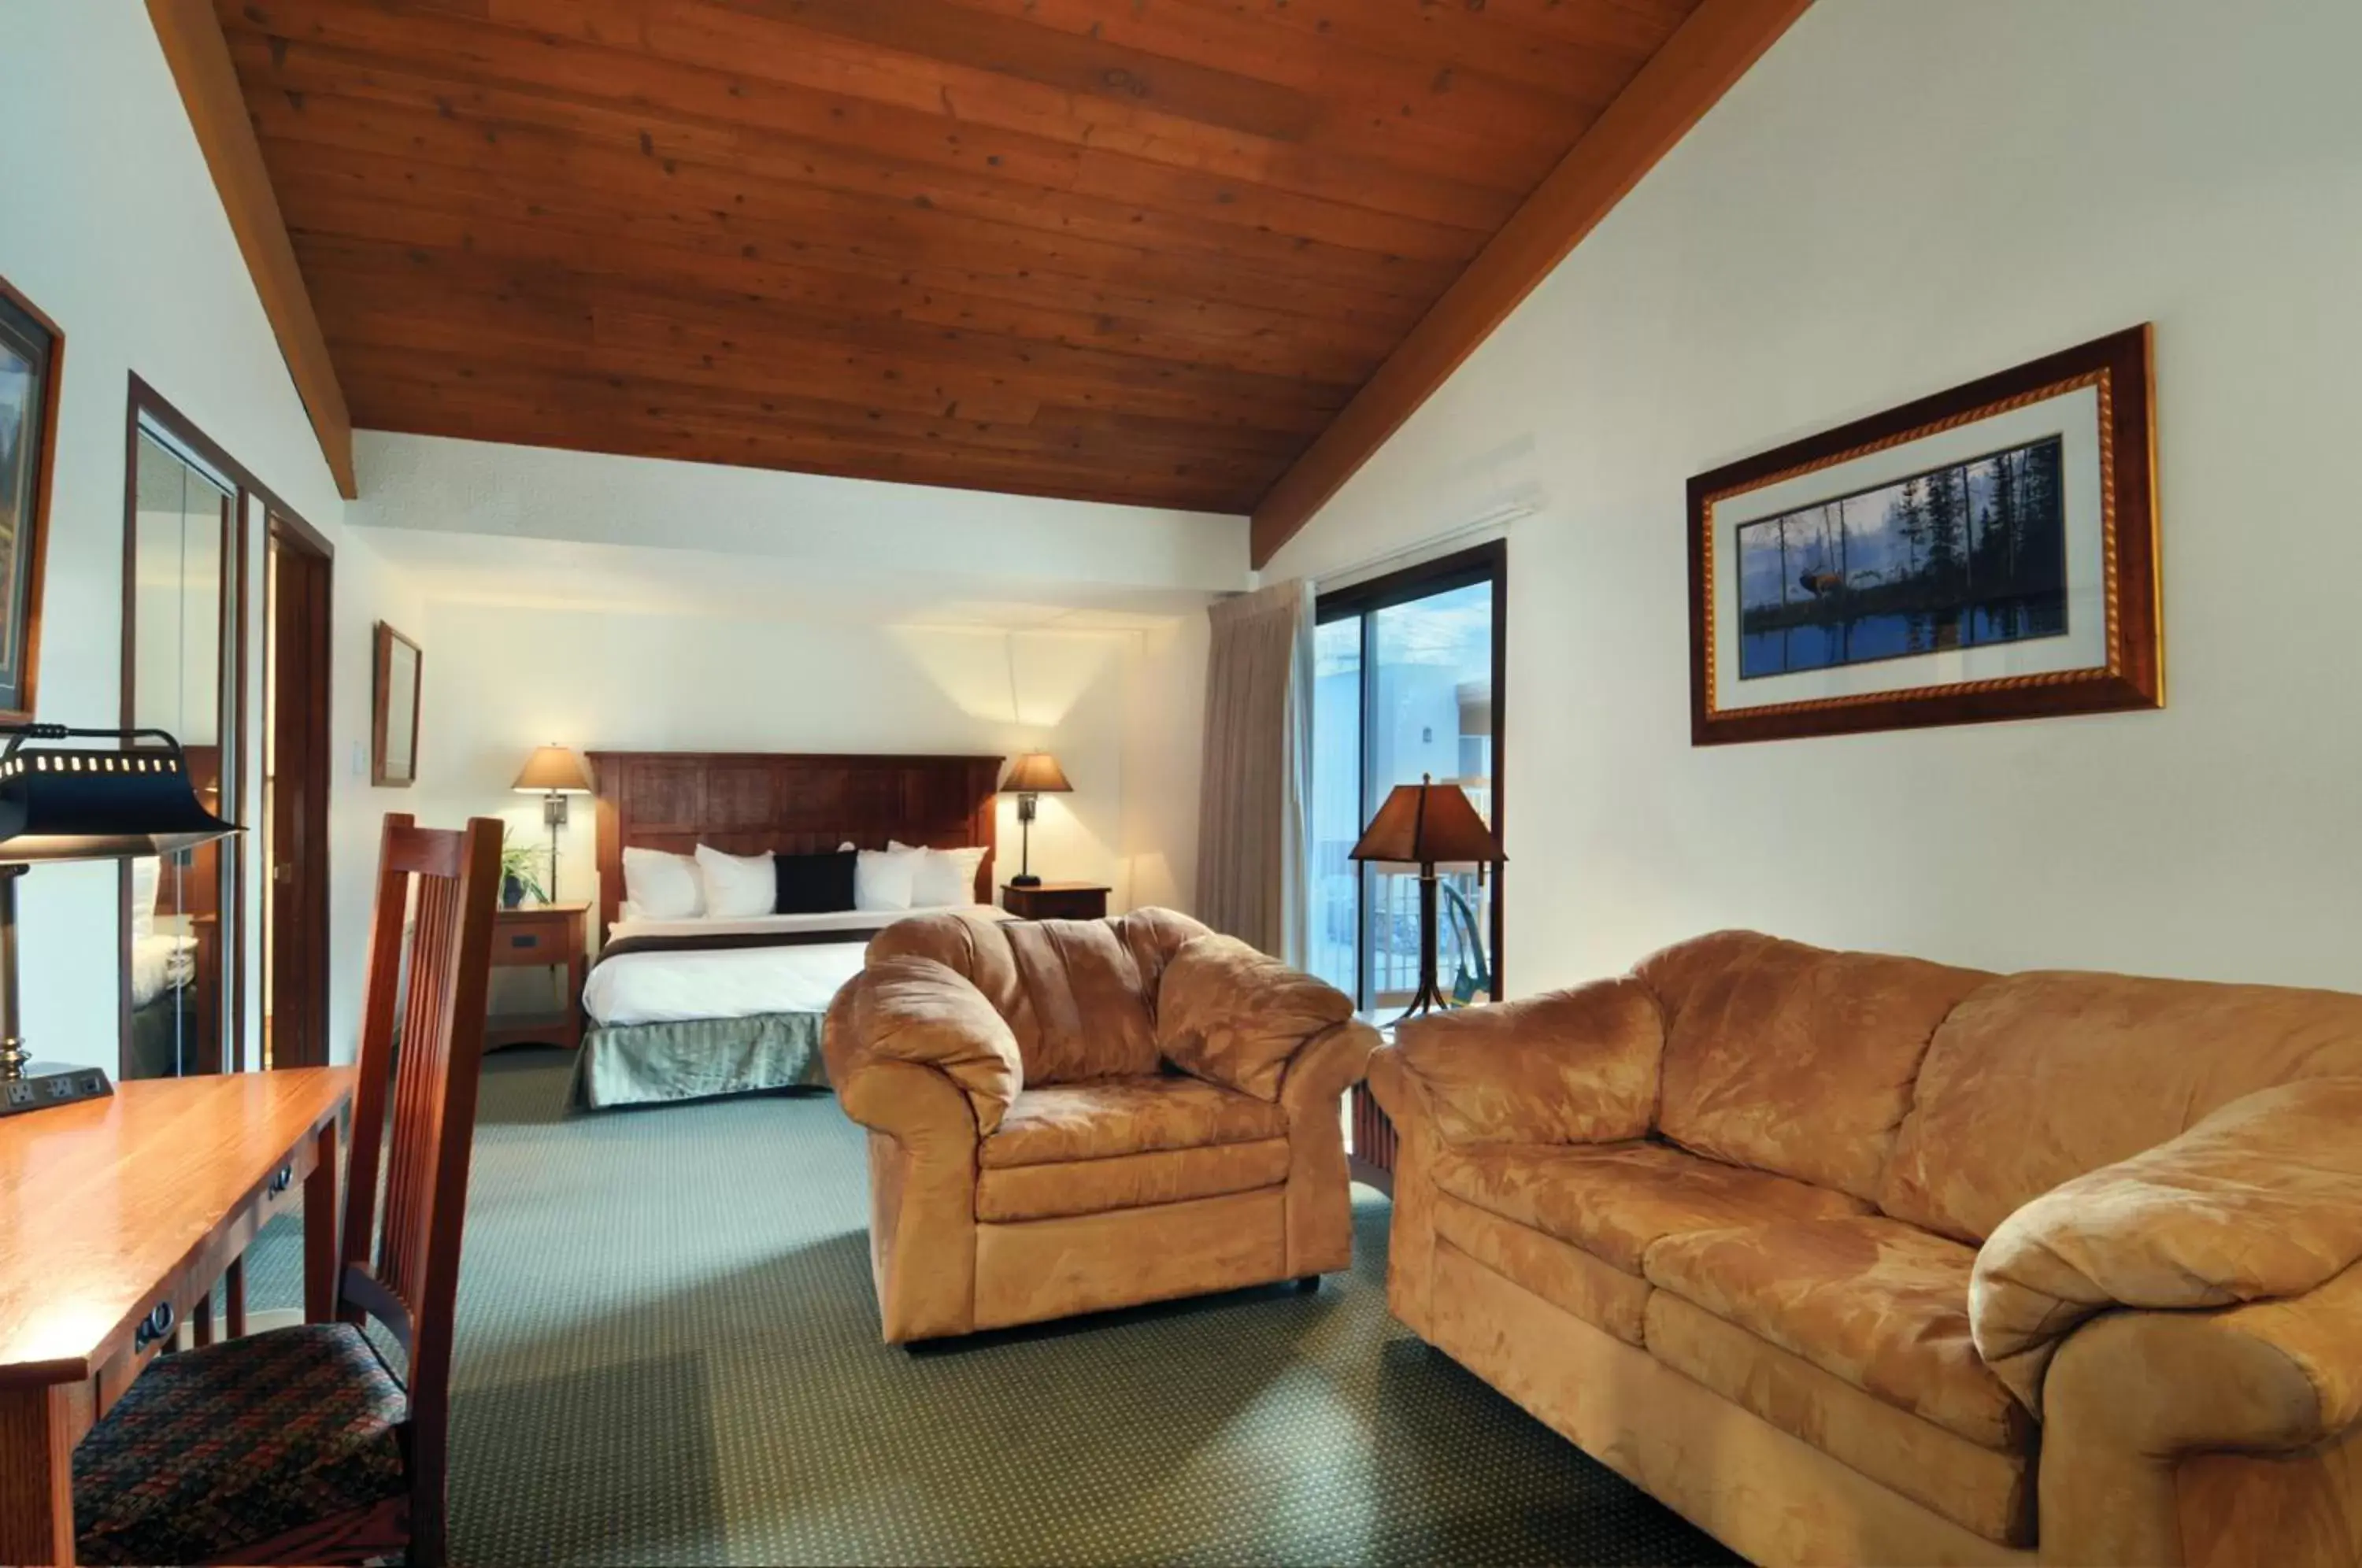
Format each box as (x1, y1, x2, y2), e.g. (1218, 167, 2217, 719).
(0, 1, 424, 1069)
(1270, 0, 2362, 993)
(402, 601, 1204, 920)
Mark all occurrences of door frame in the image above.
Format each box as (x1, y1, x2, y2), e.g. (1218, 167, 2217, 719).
(265, 512, 334, 1069)
(1314, 538, 1509, 1008)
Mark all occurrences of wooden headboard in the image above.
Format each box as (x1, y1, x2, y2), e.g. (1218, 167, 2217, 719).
(588, 750, 1001, 941)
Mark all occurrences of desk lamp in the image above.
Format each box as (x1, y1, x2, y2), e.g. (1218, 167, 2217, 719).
(0, 724, 239, 1116)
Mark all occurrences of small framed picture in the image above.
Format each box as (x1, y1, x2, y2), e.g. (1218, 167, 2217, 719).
(1689, 327, 2160, 745)
(372, 623, 423, 786)
(0, 274, 61, 725)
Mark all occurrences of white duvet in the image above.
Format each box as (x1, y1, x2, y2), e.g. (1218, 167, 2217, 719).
(583, 905, 1011, 1028)
(130, 933, 196, 1009)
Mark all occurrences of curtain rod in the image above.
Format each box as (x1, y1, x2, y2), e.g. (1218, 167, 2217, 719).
(1287, 491, 1542, 596)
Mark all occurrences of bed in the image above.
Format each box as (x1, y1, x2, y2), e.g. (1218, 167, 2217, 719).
(572, 750, 1005, 1110)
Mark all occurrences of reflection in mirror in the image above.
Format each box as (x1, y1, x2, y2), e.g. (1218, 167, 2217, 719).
(372, 623, 420, 786)
(125, 427, 237, 1078)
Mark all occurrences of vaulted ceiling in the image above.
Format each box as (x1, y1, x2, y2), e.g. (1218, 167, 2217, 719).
(208, 0, 1801, 548)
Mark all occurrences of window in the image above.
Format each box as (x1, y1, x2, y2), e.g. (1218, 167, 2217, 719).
(1311, 542, 1505, 1011)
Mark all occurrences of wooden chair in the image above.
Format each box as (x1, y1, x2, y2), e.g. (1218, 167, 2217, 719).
(70, 814, 503, 1568)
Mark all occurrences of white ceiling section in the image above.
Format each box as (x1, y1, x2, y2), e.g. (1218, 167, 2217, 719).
(349, 431, 1252, 627)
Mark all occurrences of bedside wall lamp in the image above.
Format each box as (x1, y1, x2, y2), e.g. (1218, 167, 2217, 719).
(512, 743, 593, 900)
(998, 752, 1071, 889)
(0, 723, 239, 1115)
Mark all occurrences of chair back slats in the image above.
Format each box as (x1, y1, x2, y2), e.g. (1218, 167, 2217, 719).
(335, 812, 503, 1568)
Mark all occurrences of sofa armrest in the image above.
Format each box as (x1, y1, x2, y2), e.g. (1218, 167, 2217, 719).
(1157, 934, 1357, 1101)
(1971, 1077, 2362, 1418)
(821, 955, 1024, 1136)
(1383, 979, 1663, 1145)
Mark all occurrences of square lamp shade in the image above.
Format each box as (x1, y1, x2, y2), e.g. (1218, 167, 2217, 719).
(512, 745, 594, 796)
(1349, 775, 1503, 869)
(998, 753, 1072, 796)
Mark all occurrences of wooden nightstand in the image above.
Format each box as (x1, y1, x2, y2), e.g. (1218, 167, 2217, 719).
(1000, 882, 1110, 921)
(485, 901, 589, 1050)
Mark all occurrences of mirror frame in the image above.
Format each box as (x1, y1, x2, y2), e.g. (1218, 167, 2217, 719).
(0, 271, 61, 726)
(372, 621, 422, 787)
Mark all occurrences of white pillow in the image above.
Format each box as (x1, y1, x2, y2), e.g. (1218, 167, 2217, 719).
(131, 856, 161, 941)
(695, 844, 776, 920)
(853, 845, 920, 912)
(890, 841, 988, 908)
(622, 847, 703, 920)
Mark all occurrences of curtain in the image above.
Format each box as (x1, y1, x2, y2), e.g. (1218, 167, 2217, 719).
(1194, 579, 1314, 963)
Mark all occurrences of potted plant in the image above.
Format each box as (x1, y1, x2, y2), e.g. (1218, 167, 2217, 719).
(498, 833, 550, 909)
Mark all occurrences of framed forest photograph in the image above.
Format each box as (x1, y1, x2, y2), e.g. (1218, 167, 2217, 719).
(1689, 326, 2160, 745)
(0, 274, 61, 725)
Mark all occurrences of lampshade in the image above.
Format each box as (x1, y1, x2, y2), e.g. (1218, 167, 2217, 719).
(513, 744, 594, 795)
(1000, 753, 1072, 794)
(0, 732, 239, 864)
(1349, 775, 1504, 868)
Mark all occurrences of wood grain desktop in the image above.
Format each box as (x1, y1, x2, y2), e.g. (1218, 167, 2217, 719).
(0, 1067, 352, 1566)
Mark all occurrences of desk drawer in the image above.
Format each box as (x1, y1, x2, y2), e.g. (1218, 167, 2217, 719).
(494, 914, 573, 963)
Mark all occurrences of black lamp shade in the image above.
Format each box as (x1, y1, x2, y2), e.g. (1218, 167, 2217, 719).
(0, 743, 239, 864)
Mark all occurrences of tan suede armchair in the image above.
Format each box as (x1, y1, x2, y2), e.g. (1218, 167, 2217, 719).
(1369, 930, 2362, 1568)
(822, 908, 1378, 1344)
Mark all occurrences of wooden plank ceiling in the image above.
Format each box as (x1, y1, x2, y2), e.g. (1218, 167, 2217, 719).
(220, 0, 1705, 517)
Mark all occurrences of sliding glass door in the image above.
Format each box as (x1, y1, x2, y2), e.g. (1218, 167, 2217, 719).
(1311, 543, 1505, 1011)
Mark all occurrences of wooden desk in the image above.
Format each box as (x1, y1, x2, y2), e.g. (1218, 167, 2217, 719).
(0, 1067, 353, 1566)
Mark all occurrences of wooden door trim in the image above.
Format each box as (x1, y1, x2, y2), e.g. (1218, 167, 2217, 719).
(267, 520, 334, 1069)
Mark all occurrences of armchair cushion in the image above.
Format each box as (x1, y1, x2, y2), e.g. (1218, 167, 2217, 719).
(1394, 978, 1662, 1145)
(1156, 934, 1353, 1101)
(838, 954, 1024, 1135)
(979, 1077, 1287, 1167)
(1971, 1077, 2362, 1416)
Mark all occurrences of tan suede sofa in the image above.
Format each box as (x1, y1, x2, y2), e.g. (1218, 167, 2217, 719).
(1369, 930, 2362, 1567)
(822, 908, 1378, 1343)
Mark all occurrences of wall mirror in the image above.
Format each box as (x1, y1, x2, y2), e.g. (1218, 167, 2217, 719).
(373, 622, 421, 786)
(124, 413, 242, 1078)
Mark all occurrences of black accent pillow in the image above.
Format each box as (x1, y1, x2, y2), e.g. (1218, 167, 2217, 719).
(774, 849, 857, 915)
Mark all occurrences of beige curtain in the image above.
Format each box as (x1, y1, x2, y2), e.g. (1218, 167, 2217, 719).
(1194, 579, 1314, 963)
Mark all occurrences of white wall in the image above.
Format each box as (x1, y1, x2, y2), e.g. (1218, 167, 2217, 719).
(0, 0, 422, 1069)
(402, 601, 1190, 918)
(1269, 0, 2362, 993)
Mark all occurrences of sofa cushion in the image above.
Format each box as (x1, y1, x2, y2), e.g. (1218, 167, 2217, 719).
(1646, 1292, 2034, 1547)
(870, 908, 1211, 1084)
(1157, 934, 1354, 1101)
(1434, 1191, 1654, 1344)
(1883, 969, 2362, 1244)
(1636, 931, 1991, 1201)
(1431, 1140, 1870, 1276)
(1644, 1215, 2030, 1452)
(979, 1077, 1287, 1168)
(976, 1137, 1290, 1222)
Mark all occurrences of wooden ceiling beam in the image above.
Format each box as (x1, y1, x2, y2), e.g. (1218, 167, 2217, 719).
(147, 0, 357, 498)
(1248, 0, 1812, 565)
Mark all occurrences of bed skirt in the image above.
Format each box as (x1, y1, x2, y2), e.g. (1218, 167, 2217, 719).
(569, 1012, 830, 1110)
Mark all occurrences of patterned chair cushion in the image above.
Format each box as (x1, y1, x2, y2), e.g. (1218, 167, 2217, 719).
(74, 1322, 409, 1566)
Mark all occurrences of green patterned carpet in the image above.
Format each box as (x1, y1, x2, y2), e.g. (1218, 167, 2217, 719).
(245, 1049, 1736, 1566)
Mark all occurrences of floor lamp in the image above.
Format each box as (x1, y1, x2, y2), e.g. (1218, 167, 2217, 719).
(1349, 773, 1504, 1023)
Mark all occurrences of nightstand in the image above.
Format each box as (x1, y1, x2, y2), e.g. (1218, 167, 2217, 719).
(1001, 882, 1109, 921)
(485, 900, 589, 1050)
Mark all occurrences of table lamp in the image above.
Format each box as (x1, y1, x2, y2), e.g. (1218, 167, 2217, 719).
(512, 743, 593, 900)
(998, 752, 1071, 888)
(0, 723, 240, 1116)
(1349, 773, 1505, 1023)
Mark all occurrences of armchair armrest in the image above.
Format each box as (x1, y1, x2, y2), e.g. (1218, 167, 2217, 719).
(821, 955, 1024, 1136)
(1156, 934, 1357, 1101)
(1971, 1076, 2362, 1418)
(1381, 978, 1663, 1146)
